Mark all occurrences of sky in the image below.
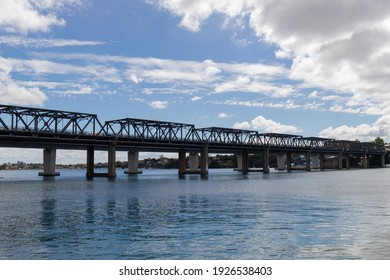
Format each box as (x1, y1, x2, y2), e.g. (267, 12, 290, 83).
(1, 0, 390, 163)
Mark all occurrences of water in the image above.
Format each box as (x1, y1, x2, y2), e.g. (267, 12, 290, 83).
(1, 168, 390, 260)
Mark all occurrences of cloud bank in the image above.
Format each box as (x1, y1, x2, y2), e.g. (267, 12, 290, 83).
(152, 0, 390, 140)
(0, 53, 292, 106)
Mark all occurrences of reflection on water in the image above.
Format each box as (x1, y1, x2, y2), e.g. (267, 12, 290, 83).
(85, 197, 95, 224)
(40, 198, 56, 229)
(1, 168, 390, 259)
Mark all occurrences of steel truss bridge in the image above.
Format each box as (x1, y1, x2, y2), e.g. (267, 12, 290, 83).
(0, 104, 386, 178)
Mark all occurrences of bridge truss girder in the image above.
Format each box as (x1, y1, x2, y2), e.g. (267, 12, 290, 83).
(197, 127, 262, 146)
(101, 118, 200, 142)
(0, 104, 102, 135)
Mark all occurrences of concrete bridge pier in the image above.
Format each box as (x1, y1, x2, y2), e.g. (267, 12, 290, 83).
(200, 146, 209, 176)
(86, 145, 95, 178)
(178, 147, 208, 177)
(338, 152, 343, 170)
(344, 154, 350, 169)
(235, 151, 249, 173)
(362, 153, 368, 169)
(286, 152, 292, 171)
(311, 154, 320, 169)
(189, 152, 199, 171)
(320, 153, 325, 170)
(108, 143, 116, 178)
(306, 152, 311, 171)
(178, 149, 186, 177)
(365, 153, 385, 168)
(276, 154, 286, 170)
(39, 148, 60, 177)
(263, 149, 270, 173)
(125, 151, 142, 175)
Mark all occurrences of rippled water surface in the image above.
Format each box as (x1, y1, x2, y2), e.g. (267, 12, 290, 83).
(1, 168, 390, 259)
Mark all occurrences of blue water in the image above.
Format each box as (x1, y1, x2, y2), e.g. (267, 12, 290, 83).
(1, 168, 390, 260)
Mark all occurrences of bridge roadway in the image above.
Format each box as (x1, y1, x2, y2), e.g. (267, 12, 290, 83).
(0, 104, 386, 178)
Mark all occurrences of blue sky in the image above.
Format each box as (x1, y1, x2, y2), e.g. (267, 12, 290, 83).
(1, 0, 390, 163)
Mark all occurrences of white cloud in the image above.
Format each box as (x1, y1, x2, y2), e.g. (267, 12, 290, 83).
(233, 115, 301, 134)
(233, 121, 251, 129)
(154, 0, 252, 32)
(204, 65, 221, 76)
(153, 0, 213, 32)
(0, 0, 83, 34)
(0, 57, 48, 105)
(215, 75, 294, 97)
(217, 98, 306, 110)
(329, 104, 361, 114)
(27, 52, 288, 98)
(319, 115, 390, 141)
(149, 100, 169, 109)
(1, 55, 122, 87)
(61, 86, 94, 95)
(0, 36, 104, 48)
(275, 49, 293, 59)
(231, 32, 252, 47)
(32, 0, 83, 10)
(308, 90, 319, 99)
(217, 112, 231, 119)
(191, 96, 202, 101)
(319, 124, 381, 141)
(0, 81, 48, 106)
(251, 115, 301, 134)
(129, 73, 142, 84)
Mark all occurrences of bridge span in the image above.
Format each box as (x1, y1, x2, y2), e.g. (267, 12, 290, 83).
(0, 104, 386, 178)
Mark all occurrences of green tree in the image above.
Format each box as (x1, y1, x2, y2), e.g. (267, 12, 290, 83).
(373, 137, 385, 147)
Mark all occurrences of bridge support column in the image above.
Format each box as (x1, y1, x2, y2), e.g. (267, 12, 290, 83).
(286, 152, 292, 172)
(236, 151, 249, 173)
(178, 148, 208, 176)
(189, 152, 199, 171)
(263, 149, 270, 173)
(338, 153, 343, 170)
(381, 153, 386, 167)
(108, 144, 116, 178)
(306, 152, 311, 171)
(312, 154, 320, 169)
(125, 151, 142, 175)
(178, 149, 186, 177)
(276, 154, 285, 170)
(39, 148, 60, 177)
(362, 153, 368, 169)
(200, 146, 209, 176)
(320, 153, 325, 170)
(344, 154, 350, 169)
(86, 146, 95, 178)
